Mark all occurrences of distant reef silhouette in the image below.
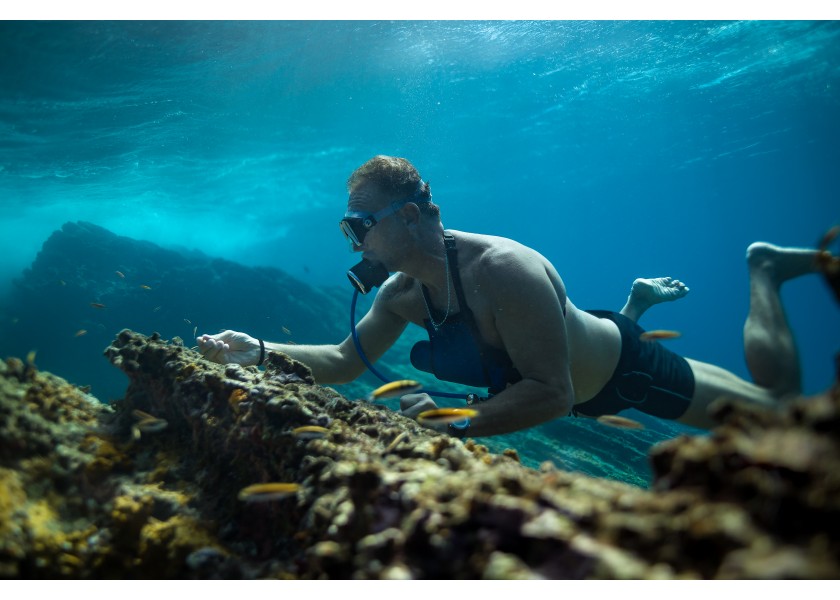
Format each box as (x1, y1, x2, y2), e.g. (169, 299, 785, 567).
(0, 221, 403, 402)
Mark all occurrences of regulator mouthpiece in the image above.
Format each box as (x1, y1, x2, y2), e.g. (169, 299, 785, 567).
(347, 259, 389, 294)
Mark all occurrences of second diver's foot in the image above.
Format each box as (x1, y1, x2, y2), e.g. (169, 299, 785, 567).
(629, 277, 690, 308)
(746, 242, 820, 285)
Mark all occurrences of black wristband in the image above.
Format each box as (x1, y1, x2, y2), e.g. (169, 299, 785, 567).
(257, 339, 266, 367)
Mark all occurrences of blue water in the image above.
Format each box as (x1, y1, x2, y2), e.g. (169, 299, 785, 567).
(1, 21, 837, 397)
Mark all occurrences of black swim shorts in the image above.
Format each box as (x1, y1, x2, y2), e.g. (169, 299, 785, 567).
(573, 310, 695, 420)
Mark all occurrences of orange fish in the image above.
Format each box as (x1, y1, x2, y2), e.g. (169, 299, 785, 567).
(417, 407, 478, 426)
(639, 329, 681, 341)
(115, 271, 125, 278)
(596, 415, 645, 430)
(90, 302, 106, 309)
(74, 329, 88, 337)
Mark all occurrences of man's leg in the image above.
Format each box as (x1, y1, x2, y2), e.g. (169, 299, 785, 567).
(620, 277, 689, 323)
(743, 242, 820, 398)
(679, 359, 776, 429)
(677, 242, 820, 429)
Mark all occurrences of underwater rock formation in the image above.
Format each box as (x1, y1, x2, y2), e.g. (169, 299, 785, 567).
(0, 221, 371, 403)
(1, 329, 838, 578)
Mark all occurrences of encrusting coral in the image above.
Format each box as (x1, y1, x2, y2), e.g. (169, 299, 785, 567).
(1, 324, 839, 578)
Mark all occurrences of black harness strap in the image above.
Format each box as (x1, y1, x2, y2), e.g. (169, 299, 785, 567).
(441, 231, 493, 388)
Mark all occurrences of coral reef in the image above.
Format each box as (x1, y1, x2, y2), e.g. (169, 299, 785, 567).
(2, 329, 839, 578)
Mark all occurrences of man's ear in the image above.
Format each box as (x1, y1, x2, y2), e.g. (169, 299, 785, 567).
(402, 202, 422, 225)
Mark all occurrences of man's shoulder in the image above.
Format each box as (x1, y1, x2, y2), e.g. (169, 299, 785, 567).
(450, 229, 531, 261)
(475, 236, 543, 271)
(377, 272, 416, 302)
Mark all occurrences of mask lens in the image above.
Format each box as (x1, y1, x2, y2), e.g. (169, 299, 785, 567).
(339, 218, 365, 247)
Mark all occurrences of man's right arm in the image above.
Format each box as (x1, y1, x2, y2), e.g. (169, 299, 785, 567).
(197, 278, 409, 384)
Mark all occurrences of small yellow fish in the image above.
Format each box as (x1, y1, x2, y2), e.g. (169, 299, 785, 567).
(292, 425, 329, 440)
(132, 409, 157, 421)
(134, 418, 168, 433)
(639, 329, 681, 341)
(130, 410, 168, 440)
(596, 415, 645, 430)
(140, 285, 152, 290)
(367, 379, 423, 401)
(237, 482, 301, 503)
(26, 350, 37, 366)
(74, 329, 88, 337)
(417, 407, 478, 426)
(115, 270, 125, 279)
(90, 302, 106, 309)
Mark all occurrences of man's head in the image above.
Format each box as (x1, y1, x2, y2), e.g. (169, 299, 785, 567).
(339, 156, 442, 252)
(346, 155, 439, 218)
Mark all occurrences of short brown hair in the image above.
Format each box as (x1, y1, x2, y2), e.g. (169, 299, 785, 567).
(347, 155, 439, 218)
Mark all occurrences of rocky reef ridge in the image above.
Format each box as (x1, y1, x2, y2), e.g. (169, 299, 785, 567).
(1, 327, 839, 578)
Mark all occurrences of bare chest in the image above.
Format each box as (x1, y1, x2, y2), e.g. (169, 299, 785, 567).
(390, 275, 504, 348)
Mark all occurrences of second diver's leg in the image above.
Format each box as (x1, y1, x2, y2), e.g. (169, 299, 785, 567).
(620, 277, 690, 323)
(743, 242, 820, 399)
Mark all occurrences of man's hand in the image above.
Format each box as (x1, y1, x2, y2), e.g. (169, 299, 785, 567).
(197, 330, 261, 366)
(400, 393, 437, 417)
(400, 393, 448, 433)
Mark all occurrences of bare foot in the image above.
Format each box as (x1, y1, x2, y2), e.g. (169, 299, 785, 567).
(629, 277, 689, 307)
(746, 242, 820, 285)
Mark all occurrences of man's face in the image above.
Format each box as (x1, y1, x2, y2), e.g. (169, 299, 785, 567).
(341, 183, 404, 262)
